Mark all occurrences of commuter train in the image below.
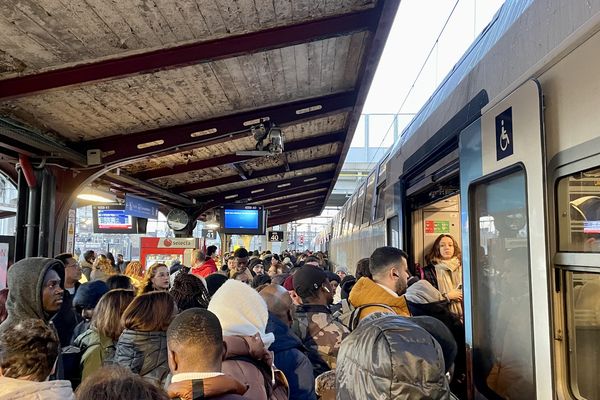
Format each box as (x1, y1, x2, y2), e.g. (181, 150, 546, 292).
(326, 1, 600, 399)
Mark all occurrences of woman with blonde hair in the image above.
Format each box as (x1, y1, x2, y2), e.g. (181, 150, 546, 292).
(140, 263, 170, 294)
(74, 289, 135, 380)
(91, 254, 116, 282)
(424, 234, 463, 316)
(115, 291, 177, 386)
(124, 261, 144, 290)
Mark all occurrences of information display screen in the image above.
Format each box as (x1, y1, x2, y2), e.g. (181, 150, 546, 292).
(93, 205, 138, 234)
(220, 205, 265, 235)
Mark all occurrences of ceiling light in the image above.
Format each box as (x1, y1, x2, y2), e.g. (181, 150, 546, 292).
(77, 187, 116, 203)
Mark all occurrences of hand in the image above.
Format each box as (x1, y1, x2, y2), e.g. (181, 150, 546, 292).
(447, 288, 463, 301)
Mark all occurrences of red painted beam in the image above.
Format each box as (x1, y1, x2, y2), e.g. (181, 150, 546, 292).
(268, 206, 323, 224)
(84, 91, 355, 165)
(0, 8, 378, 101)
(197, 171, 334, 205)
(175, 154, 339, 194)
(135, 130, 346, 181)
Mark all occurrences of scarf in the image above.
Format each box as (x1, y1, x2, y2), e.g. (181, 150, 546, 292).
(434, 257, 462, 316)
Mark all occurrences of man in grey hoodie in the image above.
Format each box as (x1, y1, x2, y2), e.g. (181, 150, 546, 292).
(0, 257, 66, 336)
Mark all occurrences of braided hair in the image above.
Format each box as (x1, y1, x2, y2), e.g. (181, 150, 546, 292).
(170, 273, 211, 311)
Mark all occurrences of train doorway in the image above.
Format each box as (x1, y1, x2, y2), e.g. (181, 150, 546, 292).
(410, 194, 461, 272)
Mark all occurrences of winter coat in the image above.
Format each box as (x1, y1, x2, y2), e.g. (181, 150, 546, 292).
(222, 335, 288, 400)
(115, 329, 169, 387)
(267, 313, 316, 400)
(0, 257, 65, 335)
(347, 277, 410, 322)
(336, 314, 451, 399)
(423, 263, 439, 289)
(52, 290, 80, 347)
(73, 328, 116, 381)
(167, 375, 247, 400)
(191, 258, 217, 278)
(292, 304, 349, 376)
(0, 376, 75, 400)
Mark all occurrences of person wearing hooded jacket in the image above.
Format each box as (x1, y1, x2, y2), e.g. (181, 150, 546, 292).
(0, 257, 65, 336)
(336, 312, 453, 399)
(208, 280, 288, 400)
(260, 284, 316, 400)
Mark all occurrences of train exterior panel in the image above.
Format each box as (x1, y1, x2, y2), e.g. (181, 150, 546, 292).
(328, 1, 600, 398)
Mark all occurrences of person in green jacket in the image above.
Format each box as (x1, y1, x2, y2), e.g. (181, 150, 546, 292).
(74, 289, 135, 380)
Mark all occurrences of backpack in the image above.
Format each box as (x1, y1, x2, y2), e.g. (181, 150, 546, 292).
(334, 299, 396, 331)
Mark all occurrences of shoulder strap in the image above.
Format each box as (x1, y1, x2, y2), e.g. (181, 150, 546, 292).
(192, 379, 206, 400)
(348, 303, 396, 331)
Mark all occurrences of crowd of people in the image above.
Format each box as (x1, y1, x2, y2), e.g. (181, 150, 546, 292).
(0, 234, 467, 400)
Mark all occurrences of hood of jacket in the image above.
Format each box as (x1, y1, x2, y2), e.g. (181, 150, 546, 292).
(223, 334, 273, 367)
(167, 375, 247, 400)
(348, 277, 410, 320)
(0, 257, 64, 334)
(0, 377, 75, 400)
(336, 315, 450, 399)
(115, 329, 169, 384)
(405, 280, 444, 304)
(266, 313, 303, 353)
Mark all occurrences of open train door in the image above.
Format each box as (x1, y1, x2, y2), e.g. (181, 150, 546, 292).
(459, 80, 552, 399)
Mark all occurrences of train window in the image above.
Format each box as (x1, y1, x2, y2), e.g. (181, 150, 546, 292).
(557, 166, 600, 253)
(362, 173, 376, 224)
(374, 181, 386, 221)
(349, 196, 358, 232)
(565, 271, 600, 400)
(356, 183, 366, 229)
(470, 169, 536, 399)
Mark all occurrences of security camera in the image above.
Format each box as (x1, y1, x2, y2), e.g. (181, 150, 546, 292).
(268, 125, 284, 154)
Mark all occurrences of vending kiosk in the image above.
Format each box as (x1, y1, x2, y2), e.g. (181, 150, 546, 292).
(139, 237, 200, 268)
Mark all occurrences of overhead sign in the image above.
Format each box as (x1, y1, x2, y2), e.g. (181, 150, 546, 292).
(124, 194, 160, 219)
(268, 231, 284, 242)
(157, 238, 197, 249)
(202, 229, 217, 240)
(495, 107, 513, 161)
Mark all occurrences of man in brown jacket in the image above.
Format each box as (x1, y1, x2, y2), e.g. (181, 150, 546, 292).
(166, 308, 247, 400)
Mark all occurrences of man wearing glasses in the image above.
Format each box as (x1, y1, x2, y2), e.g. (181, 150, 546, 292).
(53, 253, 82, 347)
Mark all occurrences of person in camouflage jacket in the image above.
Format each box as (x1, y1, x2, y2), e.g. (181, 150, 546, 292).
(291, 265, 349, 376)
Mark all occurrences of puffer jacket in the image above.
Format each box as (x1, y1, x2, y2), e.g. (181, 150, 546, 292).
(336, 314, 451, 399)
(222, 335, 288, 400)
(73, 328, 116, 380)
(115, 329, 169, 387)
(0, 376, 75, 400)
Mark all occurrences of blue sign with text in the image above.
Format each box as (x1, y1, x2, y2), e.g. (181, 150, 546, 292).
(124, 194, 159, 219)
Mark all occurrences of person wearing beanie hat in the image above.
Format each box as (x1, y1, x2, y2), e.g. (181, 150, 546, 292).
(208, 280, 287, 400)
(205, 273, 228, 297)
(291, 266, 349, 376)
(71, 281, 109, 341)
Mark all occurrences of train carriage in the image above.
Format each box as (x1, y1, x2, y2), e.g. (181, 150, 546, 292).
(329, 0, 600, 398)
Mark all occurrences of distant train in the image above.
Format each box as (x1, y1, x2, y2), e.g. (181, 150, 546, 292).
(324, 1, 600, 399)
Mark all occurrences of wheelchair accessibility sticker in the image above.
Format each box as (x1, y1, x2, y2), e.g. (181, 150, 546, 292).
(495, 107, 513, 161)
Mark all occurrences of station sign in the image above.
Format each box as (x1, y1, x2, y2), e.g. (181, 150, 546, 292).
(268, 231, 284, 242)
(202, 229, 217, 240)
(124, 194, 160, 219)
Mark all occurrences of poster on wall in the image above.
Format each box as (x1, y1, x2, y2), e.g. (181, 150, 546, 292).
(0, 242, 8, 290)
(425, 220, 451, 235)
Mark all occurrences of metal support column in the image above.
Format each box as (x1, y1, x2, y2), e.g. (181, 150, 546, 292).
(14, 169, 28, 262)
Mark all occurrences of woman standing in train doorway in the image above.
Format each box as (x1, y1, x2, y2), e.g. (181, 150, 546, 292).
(424, 234, 463, 317)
